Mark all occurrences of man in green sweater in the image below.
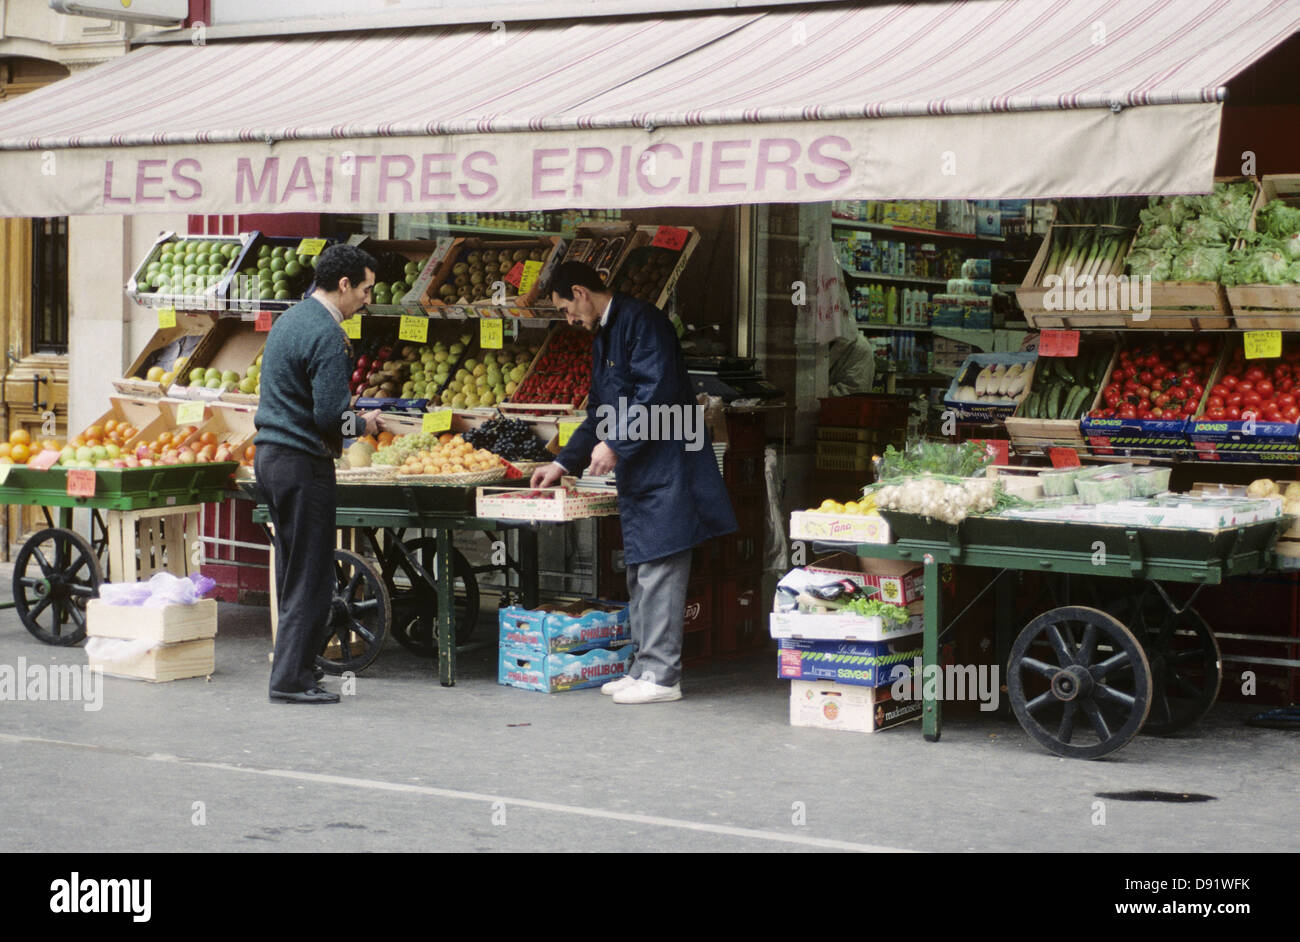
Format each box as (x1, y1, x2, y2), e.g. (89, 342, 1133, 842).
(255, 244, 380, 704)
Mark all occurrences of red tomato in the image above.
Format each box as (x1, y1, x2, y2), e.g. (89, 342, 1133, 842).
(1150, 408, 1165, 418)
(1182, 399, 1199, 415)
(1257, 380, 1276, 398)
(1211, 384, 1230, 398)
(1137, 385, 1152, 400)
(1287, 405, 1300, 422)
(1111, 370, 1126, 383)
(1278, 395, 1296, 409)
(1244, 392, 1263, 407)
(1118, 405, 1137, 419)
(1245, 366, 1266, 383)
(1192, 384, 1204, 399)
(1222, 375, 1239, 389)
(1227, 406, 1242, 420)
(1138, 371, 1154, 385)
(1228, 393, 1244, 407)
(1237, 381, 1255, 394)
(1264, 407, 1283, 422)
(1281, 378, 1295, 394)
(1169, 387, 1187, 401)
(1208, 395, 1225, 409)
(1207, 407, 1227, 420)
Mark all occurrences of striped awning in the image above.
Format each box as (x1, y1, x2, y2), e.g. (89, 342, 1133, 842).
(0, 0, 1296, 216)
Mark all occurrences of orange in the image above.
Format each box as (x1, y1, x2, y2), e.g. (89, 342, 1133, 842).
(104, 419, 118, 433)
(244, 444, 256, 461)
(0, 444, 10, 459)
(10, 443, 30, 463)
(9, 429, 30, 446)
(85, 425, 103, 441)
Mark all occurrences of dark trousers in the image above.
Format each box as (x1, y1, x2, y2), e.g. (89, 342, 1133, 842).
(255, 442, 337, 693)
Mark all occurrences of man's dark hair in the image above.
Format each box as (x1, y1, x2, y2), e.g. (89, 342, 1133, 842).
(314, 244, 377, 292)
(549, 261, 606, 301)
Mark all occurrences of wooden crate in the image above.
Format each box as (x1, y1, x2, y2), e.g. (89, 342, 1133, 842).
(88, 638, 214, 682)
(87, 598, 217, 643)
(1227, 174, 1300, 329)
(1005, 345, 1117, 450)
(477, 483, 617, 521)
(105, 506, 202, 583)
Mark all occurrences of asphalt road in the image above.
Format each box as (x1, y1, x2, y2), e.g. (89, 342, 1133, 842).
(1, 601, 1297, 854)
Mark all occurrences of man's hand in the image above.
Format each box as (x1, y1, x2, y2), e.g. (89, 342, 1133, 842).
(530, 462, 566, 489)
(589, 442, 618, 475)
(361, 409, 383, 437)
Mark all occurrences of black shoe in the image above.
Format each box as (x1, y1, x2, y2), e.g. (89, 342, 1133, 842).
(314, 667, 325, 682)
(269, 686, 340, 704)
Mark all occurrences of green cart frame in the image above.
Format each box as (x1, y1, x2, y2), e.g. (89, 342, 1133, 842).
(0, 463, 237, 646)
(837, 512, 1289, 759)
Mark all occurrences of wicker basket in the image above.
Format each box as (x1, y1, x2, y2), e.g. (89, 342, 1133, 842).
(393, 467, 507, 486)
(334, 466, 399, 484)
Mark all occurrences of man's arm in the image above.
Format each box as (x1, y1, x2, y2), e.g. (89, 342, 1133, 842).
(307, 329, 354, 450)
(603, 308, 678, 463)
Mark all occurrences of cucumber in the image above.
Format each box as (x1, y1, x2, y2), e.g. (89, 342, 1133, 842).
(1055, 360, 1077, 385)
(1064, 386, 1087, 419)
(1025, 391, 1040, 418)
(1047, 384, 1063, 420)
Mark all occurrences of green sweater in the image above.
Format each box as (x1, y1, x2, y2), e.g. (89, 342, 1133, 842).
(253, 297, 353, 458)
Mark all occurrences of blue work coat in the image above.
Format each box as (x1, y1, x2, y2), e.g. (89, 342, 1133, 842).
(556, 293, 738, 565)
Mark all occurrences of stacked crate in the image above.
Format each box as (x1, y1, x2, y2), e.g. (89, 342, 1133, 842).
(812, 395, 910, 500)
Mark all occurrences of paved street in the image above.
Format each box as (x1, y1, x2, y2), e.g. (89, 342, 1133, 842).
(1, 601, 1297, 853)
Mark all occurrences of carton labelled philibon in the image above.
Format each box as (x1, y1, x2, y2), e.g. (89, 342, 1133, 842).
(498, 600, 630, 655)
(498, 643, 637, 694)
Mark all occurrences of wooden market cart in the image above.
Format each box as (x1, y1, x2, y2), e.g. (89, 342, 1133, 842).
(0, 463, 237, 645)
(832, 511, 1290, 759)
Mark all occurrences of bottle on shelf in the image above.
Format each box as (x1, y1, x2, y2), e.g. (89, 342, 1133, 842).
(886, 286, 898, 325)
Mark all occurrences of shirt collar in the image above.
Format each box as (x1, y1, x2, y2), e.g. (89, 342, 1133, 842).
(600, 297, 612, 328)
(312, 290, 345, 325)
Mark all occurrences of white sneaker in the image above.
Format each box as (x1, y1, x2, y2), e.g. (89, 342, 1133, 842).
(612, 678, 682, 704)
(601, 674, 639, 696)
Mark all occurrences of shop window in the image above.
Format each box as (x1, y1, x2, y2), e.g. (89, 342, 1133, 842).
(31, 217, 68, 354)
(321, 214, 380, 239)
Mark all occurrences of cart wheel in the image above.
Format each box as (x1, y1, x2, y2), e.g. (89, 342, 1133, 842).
(384, 539, 480, 657)
(316, 549, 390, 676)
(1108, 590, 1221, 735)
(1007, 606, 1152, 760)
(12, 528, 104, 646)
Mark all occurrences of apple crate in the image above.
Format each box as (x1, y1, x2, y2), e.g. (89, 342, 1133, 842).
(115, 312, 215, 398)
(126, 231, 250, 312)
(416, 237, 563, 316)
(606, 225, 700, 310)
(344, 236, 452, 315)
(222, 233, 340, 313)
(177, 402, 256, 463)
(166, 318, 266, 402)
(477, 483, 618, 521)
(87, 637, 215, 683)
(88, 598, 217, 644)
(1228, 175, 1300, 329)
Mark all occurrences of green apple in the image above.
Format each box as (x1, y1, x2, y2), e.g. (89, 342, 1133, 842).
(238, 377, 257, 393)
(205, 377, 222, 389)
(75, 446, 93, 463)
(221, 370, 240, 385)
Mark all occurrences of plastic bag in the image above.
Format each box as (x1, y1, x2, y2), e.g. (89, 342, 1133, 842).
(97, 571, 215, 607)
(98, 582, 154, 606)
(142, 572, 199, 608)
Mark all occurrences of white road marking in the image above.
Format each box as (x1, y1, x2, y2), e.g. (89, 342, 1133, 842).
(0, 731, 910, 853)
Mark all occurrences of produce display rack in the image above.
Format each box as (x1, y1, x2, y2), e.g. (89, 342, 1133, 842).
(827, 512, 1288, 759)
(0, 463, 237, 647)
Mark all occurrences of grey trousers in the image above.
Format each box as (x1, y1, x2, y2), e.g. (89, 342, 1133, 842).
(625, 547, 693, 688)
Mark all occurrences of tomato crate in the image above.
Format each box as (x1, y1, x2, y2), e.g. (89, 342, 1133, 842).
(713, 578, 764, 658)
(477, 484, 618, 521)
(505, 323, 593, 410)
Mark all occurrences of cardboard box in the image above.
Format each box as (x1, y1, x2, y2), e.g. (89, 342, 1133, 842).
(806, 553, 923, 605)
(179, 402, 256, 460)
(498, 643, 636, 693)
(943, 352, 1035, 422)
(777, 638, 921, 687)
(167, 318, 267, 402)
(769, 608, 923, 643)
(114, 312, 216, 398)
(87, 598, 217, 643)
(87, 638, 214, 683)
(498, 600, 630, 655)
(788, 511, 891, 545)
(788, 679, 921, 733)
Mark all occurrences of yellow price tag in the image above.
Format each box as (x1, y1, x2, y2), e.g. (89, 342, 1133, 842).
(398, 315, 429, 344)
(296, 238, 328, 257)
(422, 410, 452, 433)
(342, 315, 362, 339)
(1243, 330, 1282, 360)
(518, 260, 544, 294)
(0, 464, 12, 485)
(480, 318, 503, 349)
(157, 307, 177, 328)
(558, 419, 582, 448)
(176, 400, 206, 425)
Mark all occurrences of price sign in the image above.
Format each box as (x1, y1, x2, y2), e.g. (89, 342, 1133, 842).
(398, 315, 429, 344)
(517, 260, 544, 294)
(1038, 330, 1080, 357)
(254, 310, 273, 331)
(1244, 330, 1282, 360)
(1048, 447, 1082, 469)
(422, 410, 452, 434)
(0, 464, 12, 485)
(29, 449, 60, 471)
(480, 318, 503, 349)
(157, 307, 177, 328)
(342, 315, 362, 339)
(650, 226, 690, 251)
(296, 238, 328, 257)
(504, 261, 525, 288)
(176, 400, 206, 425)
(972, 439, 1009, 465)
(66, 468, 96, 498)
(558, 419, 582, 448)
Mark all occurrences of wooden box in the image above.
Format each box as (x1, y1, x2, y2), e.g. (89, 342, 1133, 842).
(114, 312, 216, 398)
(87, 598, 218, 643)
(1227, 174, 1300, 329)
(88, 637, 215, 683)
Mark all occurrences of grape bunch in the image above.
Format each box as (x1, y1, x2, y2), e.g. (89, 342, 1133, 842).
(463, 415, 553, 462)
(371, 431, 440, 466)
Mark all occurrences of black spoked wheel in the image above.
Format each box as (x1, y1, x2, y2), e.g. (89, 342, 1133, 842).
(382, 538, 480, 658)
(317, 549, 390, 676)
(1108, 587, 1221, 735)
(13, 528, 104, 646)
(1008, 606, 1152, 760)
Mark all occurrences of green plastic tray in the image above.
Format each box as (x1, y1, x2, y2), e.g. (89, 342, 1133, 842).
(0, 463, 237, 511)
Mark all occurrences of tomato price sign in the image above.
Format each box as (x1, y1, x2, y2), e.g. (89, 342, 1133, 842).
(1048, 447, 1082, 469)
(1038, 330, 1080, 358)
(1243, 331, 1282, 360)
